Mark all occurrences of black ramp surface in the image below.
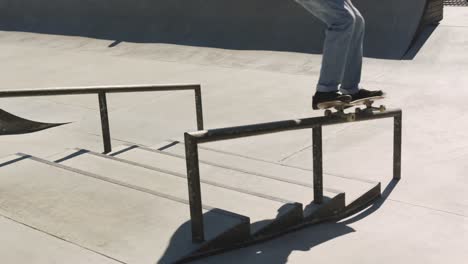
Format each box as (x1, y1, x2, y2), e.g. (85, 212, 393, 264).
(0, 0, 438, 59)
(0, 109, 68, 135)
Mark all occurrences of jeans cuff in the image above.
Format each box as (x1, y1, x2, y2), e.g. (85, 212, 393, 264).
(317, 84, 339, 92)
(340, 87, 360, 95)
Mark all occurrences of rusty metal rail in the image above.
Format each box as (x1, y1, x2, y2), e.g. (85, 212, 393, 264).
(184, 109, 402, 242)
(0, 84, 204, 153)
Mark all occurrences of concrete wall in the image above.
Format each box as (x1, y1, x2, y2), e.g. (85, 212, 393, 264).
(0, 0, 442, 59)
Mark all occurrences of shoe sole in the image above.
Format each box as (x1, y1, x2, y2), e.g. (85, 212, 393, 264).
(350, 95, 385, 105)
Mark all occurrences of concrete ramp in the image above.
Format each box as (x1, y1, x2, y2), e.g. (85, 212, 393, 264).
(0, 0, 442, 59)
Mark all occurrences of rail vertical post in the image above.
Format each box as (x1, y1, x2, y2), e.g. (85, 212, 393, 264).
(313, 126, 324, 204)
(194, 86, 204, 131)
(393, 112, 402, 180)
(184, 133, 204, 242)
(98, 92, 112, 154)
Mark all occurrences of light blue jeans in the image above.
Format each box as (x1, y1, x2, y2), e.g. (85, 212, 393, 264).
(295, 0, 364, 94)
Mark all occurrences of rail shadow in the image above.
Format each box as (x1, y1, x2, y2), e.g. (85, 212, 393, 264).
(158, 179, 399, 264)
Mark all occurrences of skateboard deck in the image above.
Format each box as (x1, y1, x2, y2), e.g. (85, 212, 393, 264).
(317, 95, 386, 121)
(317, 95, 385, 110)
(316, 100, 349, 110)
(349, 95, 385, 107)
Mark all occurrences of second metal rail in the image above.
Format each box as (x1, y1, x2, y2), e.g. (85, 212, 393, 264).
(0, 84, 204, 153)
(184, 109, 402, 242)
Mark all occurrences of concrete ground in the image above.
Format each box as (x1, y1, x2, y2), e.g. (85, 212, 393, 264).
(0, 6, 467, 264)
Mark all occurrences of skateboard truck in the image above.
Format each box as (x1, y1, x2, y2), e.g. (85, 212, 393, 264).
(323, 98, 386, 121)
(324, 106, 356, 122)
(354, 100, 386, 114)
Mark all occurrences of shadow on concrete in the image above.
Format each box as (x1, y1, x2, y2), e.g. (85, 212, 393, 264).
(249, 204, 297, 234)
(188, 222, 355, 264)
(157, 218, 199, 264)
(158, 179, 399, 264)
(108, 40, 123, 48)
(0, 154, 30, 168)
(157, 208, 248, 264)
(341, 179, 399, 225)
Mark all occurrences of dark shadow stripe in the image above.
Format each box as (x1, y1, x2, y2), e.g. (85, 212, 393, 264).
(157, 141, 180, 151)
(109, 145, 139, 156)
(54, 149, 89, 163)
(0, 155, 30, 167)
(108, 40, 122, 47)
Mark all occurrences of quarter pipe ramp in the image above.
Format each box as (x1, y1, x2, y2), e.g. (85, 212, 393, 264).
(0, 0, 443, 59)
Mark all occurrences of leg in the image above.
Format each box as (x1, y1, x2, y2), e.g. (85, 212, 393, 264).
(295, 0, 356, 92)
(340, 0, 365, 94)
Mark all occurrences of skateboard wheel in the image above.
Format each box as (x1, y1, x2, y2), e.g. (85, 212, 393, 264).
(379, 105, 386, 112)
(324, 110, 332, 116)
(347, 113, 356, 122)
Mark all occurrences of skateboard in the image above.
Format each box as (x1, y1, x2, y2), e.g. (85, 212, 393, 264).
(317, 95, 386, 121)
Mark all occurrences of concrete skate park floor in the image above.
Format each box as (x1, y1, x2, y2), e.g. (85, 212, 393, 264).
(1, 6, 467, 264)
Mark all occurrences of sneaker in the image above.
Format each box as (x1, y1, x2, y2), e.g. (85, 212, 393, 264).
(312, 92, 352, 110)
(349, 89, 384, 102)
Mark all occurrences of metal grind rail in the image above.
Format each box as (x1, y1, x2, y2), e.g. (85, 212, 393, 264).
(184, 109, 402, 242)
(0, 84, 204, 153)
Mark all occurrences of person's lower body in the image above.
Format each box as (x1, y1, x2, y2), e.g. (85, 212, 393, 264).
(295, 0, 383, 109)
